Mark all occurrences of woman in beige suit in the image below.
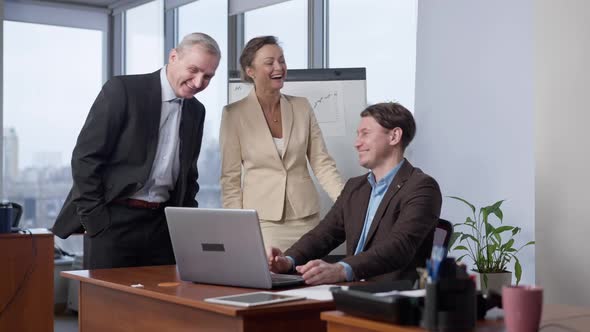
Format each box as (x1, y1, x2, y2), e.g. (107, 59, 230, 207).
(220, 36, 344, 250)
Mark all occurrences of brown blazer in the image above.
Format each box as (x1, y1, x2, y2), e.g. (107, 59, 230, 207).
(284, 159, 442, 281)
(220, 89, 343, 221)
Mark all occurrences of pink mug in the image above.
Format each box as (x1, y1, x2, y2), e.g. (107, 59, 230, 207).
(502, 285, 543, 332)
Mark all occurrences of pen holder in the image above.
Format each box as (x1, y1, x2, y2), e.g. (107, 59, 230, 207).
(424, 278, 476, 332)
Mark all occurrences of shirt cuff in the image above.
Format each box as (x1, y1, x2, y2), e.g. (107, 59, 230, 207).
(286, 256, 296, 273)
(337, 262, 354, 281)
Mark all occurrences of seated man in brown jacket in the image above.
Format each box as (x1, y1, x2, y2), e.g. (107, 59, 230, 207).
(268, 102, 442, 285)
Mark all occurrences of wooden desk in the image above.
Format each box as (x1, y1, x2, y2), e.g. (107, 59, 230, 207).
(321, 304, 590, 332)
(0, 230, 54, 332)
(62, 265, 336, 332)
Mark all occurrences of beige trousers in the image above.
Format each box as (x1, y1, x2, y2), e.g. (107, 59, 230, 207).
(259, 197, 320, 251)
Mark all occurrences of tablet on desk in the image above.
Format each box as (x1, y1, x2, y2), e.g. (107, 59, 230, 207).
(204, 292, 305, 307)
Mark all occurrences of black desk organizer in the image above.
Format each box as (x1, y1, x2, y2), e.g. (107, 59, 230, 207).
(330, 261, 500, 330)
(423, 258, 476, 332)
(423, 279, 476, 331)
(330, 280, 423, 326)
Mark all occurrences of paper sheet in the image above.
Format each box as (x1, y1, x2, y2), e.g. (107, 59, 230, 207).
(373, 289, 426, 298)
(276, 285, 349, 301)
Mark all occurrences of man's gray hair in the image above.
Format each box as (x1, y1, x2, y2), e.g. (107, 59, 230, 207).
(177, 32, 221, 58)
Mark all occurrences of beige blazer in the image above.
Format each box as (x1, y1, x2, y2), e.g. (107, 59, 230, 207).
(220, 89, 344, 221)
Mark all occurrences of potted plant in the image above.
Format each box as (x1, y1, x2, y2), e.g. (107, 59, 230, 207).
(448, 197, 535, 293)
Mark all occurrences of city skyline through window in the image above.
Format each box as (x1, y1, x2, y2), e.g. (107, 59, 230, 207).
(178, 0, 228, 208)
(3, 20, 103, 229)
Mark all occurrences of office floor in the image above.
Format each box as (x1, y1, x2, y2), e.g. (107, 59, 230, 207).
(55, 312, 78, 332)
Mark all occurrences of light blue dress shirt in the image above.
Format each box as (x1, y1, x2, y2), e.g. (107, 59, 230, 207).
(130, 66, 182, 203)
(338, 160, 404, 281)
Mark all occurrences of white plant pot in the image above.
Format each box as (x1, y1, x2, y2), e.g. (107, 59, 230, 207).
(474, 271, 512, 294)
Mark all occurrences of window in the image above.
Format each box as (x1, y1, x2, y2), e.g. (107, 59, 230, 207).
(177, 0, 228, 208)
(3, 21, 103, 228)
(328, 0, 417, 108)
(244, 0, 308, 69)
(125, 0, 164, 74)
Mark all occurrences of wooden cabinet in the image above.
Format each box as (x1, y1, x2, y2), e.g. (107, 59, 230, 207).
(0, 230, 54, 332)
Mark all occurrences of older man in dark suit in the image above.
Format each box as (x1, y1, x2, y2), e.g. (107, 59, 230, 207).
(268, 102, 442, 284)
(53, 33, 221, 269)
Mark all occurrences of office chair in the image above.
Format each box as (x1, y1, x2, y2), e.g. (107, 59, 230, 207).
(434, 218, 454, 249)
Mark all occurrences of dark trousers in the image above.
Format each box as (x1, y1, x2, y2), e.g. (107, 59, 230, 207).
(83, 204, 175, 269)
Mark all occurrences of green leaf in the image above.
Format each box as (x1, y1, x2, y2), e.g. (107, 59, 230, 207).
(462, 222, 478, 233)
(487, 244, 497, 257)
(523, 241, 535, 246)
(448, 196, 476, 214)
(456, 254, 468, 262)
(512, 227, 521, 236)
(490, 235, 500, 245)
(476, 251, 486, 262)
(488, 200, 505, 212)
(493, 208, 504, 223)
(493, 232, 502, 244)
(486, 222, 496, 235)
(481, 207, 490, 222)
(514, 258, 522, 285)
(466, 217, 475, 225)
(448, 232, 461, 248)
(493, 225, 513, 235)
(483, 200, 504, 223)
(502, 239, 515, 251)
(454, 245, 470, 251)
(461, 233, 479, 244)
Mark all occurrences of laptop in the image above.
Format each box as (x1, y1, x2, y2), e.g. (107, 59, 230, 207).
(165, 207, 305, 289)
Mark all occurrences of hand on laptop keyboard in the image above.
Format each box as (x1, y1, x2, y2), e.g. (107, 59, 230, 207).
(267, 246, 294, 273)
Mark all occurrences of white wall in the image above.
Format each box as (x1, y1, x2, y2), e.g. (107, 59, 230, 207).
(535, 0, 590, 306)
(1, 0, 4, 198)
(413, 1, 536, 285)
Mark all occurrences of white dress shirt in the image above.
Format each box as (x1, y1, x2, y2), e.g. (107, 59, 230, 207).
(130, 66, 182, 203)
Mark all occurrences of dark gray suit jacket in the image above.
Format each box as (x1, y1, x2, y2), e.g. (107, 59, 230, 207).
(53, 70, 204, 238)
(284, 159, 442, 281)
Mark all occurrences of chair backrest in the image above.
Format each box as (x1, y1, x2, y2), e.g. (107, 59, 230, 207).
(434, 218, 454, 248)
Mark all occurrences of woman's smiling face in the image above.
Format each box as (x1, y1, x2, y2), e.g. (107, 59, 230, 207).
(246, 44, 287, 92)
